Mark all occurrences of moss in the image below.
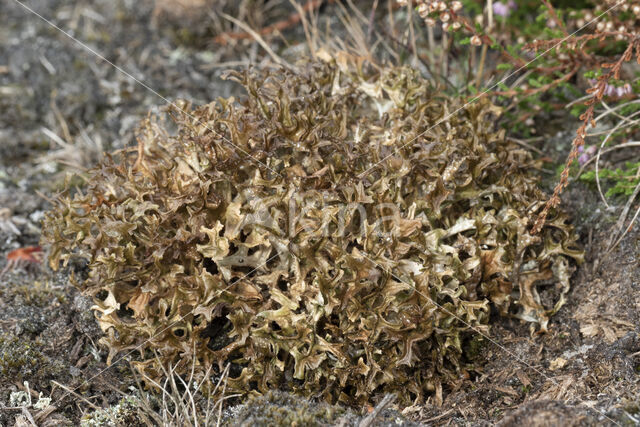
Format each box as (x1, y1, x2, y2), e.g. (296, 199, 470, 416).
(72, 58, 87, 70)
(223, 390, 356, 427)
(171, 28, 200, 46)
(226, 390, 418, 426)
(43, 58, 582, 404)
(0, 334, 46, 379)
(5, 281, 67, 308)
(621, 399, 640, 416)
(463, 335, 486, 361)
(0, 332, 65, 385)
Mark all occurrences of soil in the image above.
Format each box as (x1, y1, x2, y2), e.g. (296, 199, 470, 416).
(0, 1, 639, 426)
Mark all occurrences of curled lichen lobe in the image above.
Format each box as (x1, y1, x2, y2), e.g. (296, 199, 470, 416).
(42, 61, 581, 404)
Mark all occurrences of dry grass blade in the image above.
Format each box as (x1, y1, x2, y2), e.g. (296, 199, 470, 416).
(220, 13, 293, 69)
(591, 112, 640, 209)
(215, 365, 230, 427)
(606, 180, 640, 255)
(213, 0, 327, 45)
(122, 352, 232, 427)
(50, 381, 100, 411)
(19, 407, 37, 427)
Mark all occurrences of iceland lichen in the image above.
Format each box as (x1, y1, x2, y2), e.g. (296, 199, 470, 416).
(42, 60, 582, 404)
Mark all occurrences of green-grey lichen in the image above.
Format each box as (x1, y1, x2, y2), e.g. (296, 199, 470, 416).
(42, 59, 582, 404)
(81, 395, 145, 427)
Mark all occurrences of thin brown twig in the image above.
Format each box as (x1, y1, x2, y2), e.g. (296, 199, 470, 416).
(358, 394, 396, 427)
(219, 13, 293, 69)
(606, 180, 640, 253)
(475, 0, 492, 88)
(366, 0, 379, 43)
(533, 39, 638, 233)
(491, 65, 580, 98)
(50, 381, 101, 410)
(213, 0, 332, 44)
(423, 409, 456, 423)
(541, 0, 569, 37)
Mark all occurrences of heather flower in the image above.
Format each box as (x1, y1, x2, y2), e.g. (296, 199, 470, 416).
(578, 145, 597, 166)
(578, 153, 589, 166)
(493, 1, 516, 18)
(588, 80, 633, 98)
(606, 84, 616, 97)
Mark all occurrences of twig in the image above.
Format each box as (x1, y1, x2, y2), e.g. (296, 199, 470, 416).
(594, 99, 640, 122)
(205, 364, 229, 427)
(407, 1, 418, 66)
(358, 394, 396, 427)
(507, 137, 545, 155)
(215, 364, 230, 427)
(441, 29, 448, 78)
(533, 39, 639, 233)
(492, 65, 580, 98)
(50, 92, 72, 144)
(50, 381, 100, 410)
(214, 0, 330, 44)
(475, 0, 493, 89)
(606, 179, 640, 254)
(21, 407, 37, 427)
(591, 109, 640, 208)
(289, 0, 315, 58)
(387, 0, 396, 41)
(423, 409, 455, 423)
(541, 0, 568, 37)
(219, 13, 293, 69)
(366, 0, 378, 44)
(594, 125, 618, 209)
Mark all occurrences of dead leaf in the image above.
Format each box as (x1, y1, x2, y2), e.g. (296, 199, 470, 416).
(549, 357, 568, 371)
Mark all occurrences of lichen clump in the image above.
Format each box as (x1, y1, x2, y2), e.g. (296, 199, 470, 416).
(43, 60, 581, 404)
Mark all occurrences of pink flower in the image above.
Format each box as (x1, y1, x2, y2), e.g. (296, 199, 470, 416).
(578, 145, 597, 166)
(493, 1, 516, 17)
(589, 79, 633, 98)
(578, 153, 590, 166)
(606, 84, 616, 96)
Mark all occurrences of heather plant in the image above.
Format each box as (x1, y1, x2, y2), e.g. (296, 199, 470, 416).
(392, 0, 640, 243)
(42, 58, 581, 405)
